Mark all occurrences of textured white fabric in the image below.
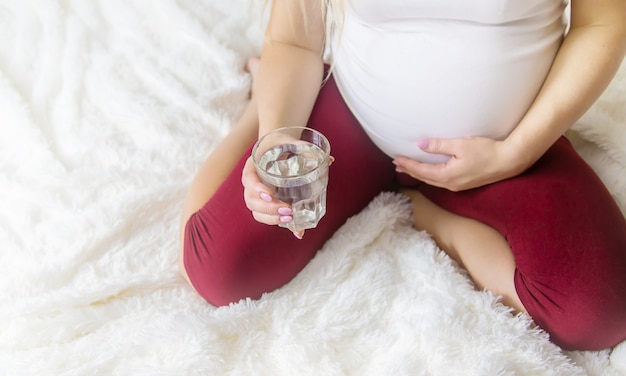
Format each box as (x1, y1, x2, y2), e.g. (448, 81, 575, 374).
(0, 1, 625, 375)
(333, 0, 567, 162)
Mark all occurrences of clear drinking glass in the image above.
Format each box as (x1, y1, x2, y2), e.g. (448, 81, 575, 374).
(252, 126, 331, 232)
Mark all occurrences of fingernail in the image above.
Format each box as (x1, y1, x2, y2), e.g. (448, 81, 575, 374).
(260, 192, 272, 202)
(278, 207, 292, 215)
(293, 231, 304, 240)
(280, 216, 292, 223)
(416, 139, 429, 149)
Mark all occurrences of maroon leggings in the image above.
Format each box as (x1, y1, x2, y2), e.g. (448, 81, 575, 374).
(184, 75, 626, 351)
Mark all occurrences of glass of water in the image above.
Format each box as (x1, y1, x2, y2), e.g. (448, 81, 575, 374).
(252, 126, 331, 232)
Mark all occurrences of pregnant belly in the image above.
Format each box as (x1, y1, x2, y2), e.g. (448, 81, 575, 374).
(333, 17, 563, 163)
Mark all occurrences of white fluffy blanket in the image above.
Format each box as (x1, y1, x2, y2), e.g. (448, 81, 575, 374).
(1, 1, 625, 375)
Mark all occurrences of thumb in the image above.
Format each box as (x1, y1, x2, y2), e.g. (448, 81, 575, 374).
(417, 139, 455, 156)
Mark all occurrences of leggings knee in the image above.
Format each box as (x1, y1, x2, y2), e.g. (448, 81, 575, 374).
(183, 211, 319, 307)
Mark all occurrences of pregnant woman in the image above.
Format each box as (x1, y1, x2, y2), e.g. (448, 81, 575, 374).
(179, 0, 626, 351)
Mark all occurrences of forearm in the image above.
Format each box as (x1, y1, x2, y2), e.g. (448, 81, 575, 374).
(254, 0, 326, 137)
(506, 20, 626, 169)
(256, 40, 325, 137)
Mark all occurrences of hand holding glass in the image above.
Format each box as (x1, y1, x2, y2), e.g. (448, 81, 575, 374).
(252, 127, 331, 233)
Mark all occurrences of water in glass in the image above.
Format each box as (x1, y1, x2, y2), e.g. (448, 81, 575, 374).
(257, 143, 329, 232)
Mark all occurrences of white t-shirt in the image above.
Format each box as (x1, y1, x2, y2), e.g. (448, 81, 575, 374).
(331, 0, 568, 163)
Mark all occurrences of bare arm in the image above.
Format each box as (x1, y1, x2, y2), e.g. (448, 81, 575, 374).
(255, 0, 327, 136)
(506, 0, 626, 171)
(241, 1, 327, 238)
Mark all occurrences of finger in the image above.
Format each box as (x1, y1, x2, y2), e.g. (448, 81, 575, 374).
(417, 138, 458, 157)
(241, 157, 262, 188)
(241, 156, 297, 226)
(252, 210, 294, 226)
(242, 180, 272, 200)
(400, 163, 465, 191)
(244, 188, 292, 215)
(292, 230, 305, 240)
(394, 157, 445, 179)
(394, 158, 463, 190)
(242, 157, 288, 207)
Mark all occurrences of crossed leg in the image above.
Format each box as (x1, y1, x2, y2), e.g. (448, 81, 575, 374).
(401, 188, 526, 313)
(178, 59, 261, 287)
(179, 57, 626, 350)
(178, 57, 525, 309)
